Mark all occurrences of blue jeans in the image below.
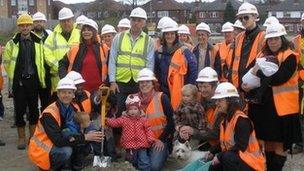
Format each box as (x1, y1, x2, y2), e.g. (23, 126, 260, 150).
(149, 143, 169, 171)
(126, 148, 151, 171)
(49, 146, 73, 170)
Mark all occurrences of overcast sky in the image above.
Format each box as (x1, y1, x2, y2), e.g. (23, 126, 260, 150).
(57, 0, 216, 4)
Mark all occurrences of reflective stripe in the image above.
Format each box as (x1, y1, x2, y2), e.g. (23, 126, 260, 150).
(234, 56, 240, 61)
(32, 136, 52, 152)
(116, 63, 144, 70)
(170, 62, 180, 70)
(273, 85, 298, 94)
(151, 124, 165, 131)
(149, 93, 164, 119)
(232, 70, 238, 74)
(118, 51, 146, 60)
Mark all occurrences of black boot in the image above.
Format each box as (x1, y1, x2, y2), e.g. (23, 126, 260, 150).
(271, 153, 287, 171)
(265, 151, 274, 171)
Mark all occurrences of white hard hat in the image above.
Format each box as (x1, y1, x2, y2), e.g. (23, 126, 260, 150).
(196, 67, 218, 82)
(76, 15, 88, 25)
(157, 17, 173, 30)
(162, 20, 178, 33)
(178, 25, 190, 35)
(221, 22, 234, 32)
(196, 22, 211, 34)
(137, 68, 157, 82)
(130, 7, 147, 20)
(212, 82, 239, 99)
(118, 18, 131, 28)
(65, 71, 86, 85)
(33, 12, 46, 21)
(101, 24, 117, 35)
(265, 22, 286, 39)
(242, 68, 261, 90)
(233, 20, 245, 30)
(58, 7, 74, 20)
(237, 2, 259, 16)
(263, 16, 279, 27)
(57, 77, 77, 90)
(301, 13, 304, 21)
(83, 18, 98, 31)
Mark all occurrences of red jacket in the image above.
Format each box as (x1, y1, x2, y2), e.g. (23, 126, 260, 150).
(106, 116, 155, 149)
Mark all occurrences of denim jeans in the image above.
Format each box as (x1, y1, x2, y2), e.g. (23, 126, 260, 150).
(149, 143, 169, 171)
(49, 146, 73, 170)
(126, 148, 151, 171)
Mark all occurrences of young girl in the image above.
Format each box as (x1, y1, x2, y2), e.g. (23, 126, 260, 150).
(106, 94, 159, 171)
(174, 84, 206, 142)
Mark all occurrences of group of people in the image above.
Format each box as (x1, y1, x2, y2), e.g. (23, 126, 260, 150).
(0, 1, 303, 171)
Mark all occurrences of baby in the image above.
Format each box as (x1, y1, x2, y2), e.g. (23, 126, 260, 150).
(174, 84, 206, 142)
(242, 55, 279, 103)
(106, 94, 159, 171)
(62, 112, 94, 142)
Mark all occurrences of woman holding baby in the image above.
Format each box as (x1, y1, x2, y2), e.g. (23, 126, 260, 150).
(242, 22, 302, 170)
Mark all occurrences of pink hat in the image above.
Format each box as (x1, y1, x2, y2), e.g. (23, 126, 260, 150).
(125, 94, 141, 110)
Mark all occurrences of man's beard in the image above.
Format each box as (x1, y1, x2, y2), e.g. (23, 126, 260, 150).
(34, 27, 43, 32)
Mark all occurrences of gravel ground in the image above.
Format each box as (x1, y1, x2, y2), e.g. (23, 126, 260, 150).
(0, 75, 304, 171)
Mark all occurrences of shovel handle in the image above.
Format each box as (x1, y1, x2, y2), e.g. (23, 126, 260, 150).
(100, 87, 110, 127)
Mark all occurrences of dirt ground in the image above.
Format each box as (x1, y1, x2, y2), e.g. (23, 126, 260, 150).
(0, 75, 304, 171)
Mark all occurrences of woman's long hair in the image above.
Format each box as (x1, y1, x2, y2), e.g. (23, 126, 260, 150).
(80, 25, 99, 44)
(262, 35, 292, 55)
(162, 31, 179, 47)
(225, 97, 243, 120)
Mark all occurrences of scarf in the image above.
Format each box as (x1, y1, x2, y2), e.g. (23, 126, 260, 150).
(138, 90, 156, 111)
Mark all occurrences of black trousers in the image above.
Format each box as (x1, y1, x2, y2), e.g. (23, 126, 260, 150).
(13, 76, 39, 127)
(209, 151, 253, 171)
(38, 87, 51, 112)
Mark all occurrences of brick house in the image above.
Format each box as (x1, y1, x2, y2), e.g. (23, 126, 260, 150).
(0, 0, 55, 19)
(141, 0, 190, 24)
(266, 0, 304, 34)
(194, 0, 241, 33)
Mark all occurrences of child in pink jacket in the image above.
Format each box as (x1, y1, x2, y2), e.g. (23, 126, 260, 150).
(106, 94, 160, 171)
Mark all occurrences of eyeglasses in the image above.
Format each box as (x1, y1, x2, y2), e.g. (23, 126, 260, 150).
(238, 15, 250, 22)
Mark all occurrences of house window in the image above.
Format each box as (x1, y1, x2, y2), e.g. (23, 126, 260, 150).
(18, 0, 28, 13)
(157, 11, 169, 18)
(147, 12, 156, 19)
(11, 0, 16, 6)
(48, 0, 51, 6)
(284, 24, 294, 32)
(199, 12, 205, 19)
(290, 11, 301, 18)
(29, 0, 34, 6)
(276, 11, 283, 18)
(1, 0, 4, 6)
(210, 12, 218, 18)
(158, 0, 162, 3)
(268, 11, 272, 17)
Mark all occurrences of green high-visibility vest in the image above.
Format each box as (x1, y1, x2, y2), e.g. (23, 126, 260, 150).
(44, 24, 80, 92)
(3, 33, 46, 88)
(116, 31, 148, 83)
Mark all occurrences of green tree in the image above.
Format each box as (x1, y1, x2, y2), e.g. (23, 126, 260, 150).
(223, 1, 236, 23)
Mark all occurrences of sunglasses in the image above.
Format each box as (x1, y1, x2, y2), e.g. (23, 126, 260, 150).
(238, 15, 250, 21)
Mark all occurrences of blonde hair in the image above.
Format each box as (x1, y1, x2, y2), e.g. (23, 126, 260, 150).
(182, 84, 198, 100)
(74, 112, 90, 124)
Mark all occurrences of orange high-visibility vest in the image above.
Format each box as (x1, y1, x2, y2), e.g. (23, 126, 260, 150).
(231, 31, 265, 88)
(73, 90, 91, 113)
(216, 42, 230, 81)
(67, 44, 108, 82)
(257, 49, 299, 116)
(220, 110, 266, 171)
(167, 47, 188, 110)
(206, 107, 219, 146)
(292, 34, 304, 80)
(145, 92, 167, 139)
(28, 103, 62, 170)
